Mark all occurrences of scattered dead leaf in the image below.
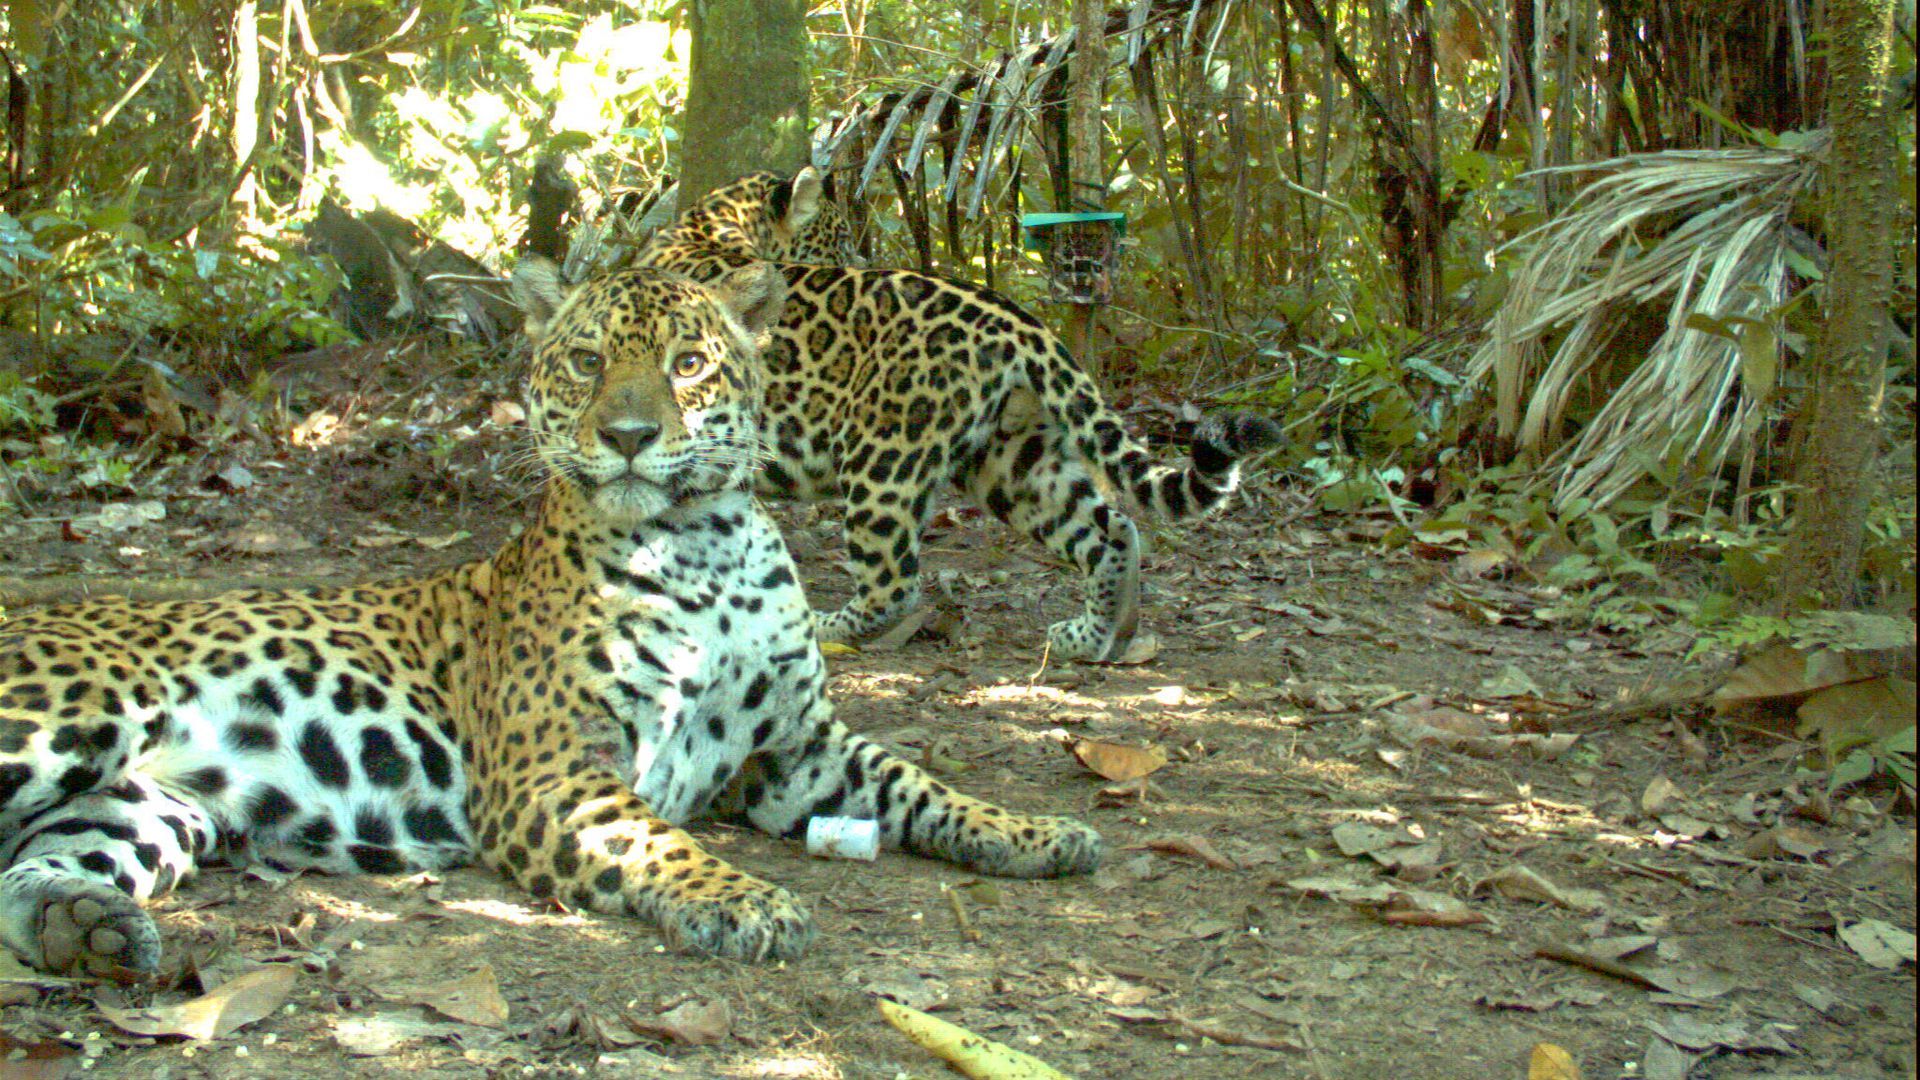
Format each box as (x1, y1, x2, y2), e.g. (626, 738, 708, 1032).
(626, 998, 731, 1046)
(1478, 866, 1605, 912)
(1167, 1012, 1302, 1052)
(1647, 1015, 1792, 1054)
(1797, 676, 1916, 757)
(1386, 713, 1578, 760)
(348, 948, 509, 1027)
(333, 1013, 476, 1057)
(1451, 549, 1510, 581)
(96, 964, 297, 1040)
(415, 530, 472, 551)
(1838, 918, 1916, 970)
(1142, 835, 1237, 870)
(1070, 739, 1169, 782)
(1640, 775, 1684, 816)
(1527, 1042, 1582, 1080)
(1740, 823, 1827, 861)
(93, 501, 166, 532)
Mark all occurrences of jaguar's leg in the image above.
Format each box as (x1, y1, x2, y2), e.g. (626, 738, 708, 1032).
(961, 419, 1141, 662)
(474, 767, 814, 962)
(816, 470, 937, 646)
(726, 700, 1103, 878)
(0, 775, 218, 974)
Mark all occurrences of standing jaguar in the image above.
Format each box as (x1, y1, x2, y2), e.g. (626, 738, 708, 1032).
(636, 168, 1283, 662)
(0, 259, 1100, 975)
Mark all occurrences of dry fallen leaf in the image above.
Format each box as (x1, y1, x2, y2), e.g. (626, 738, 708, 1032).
(1640, 775, 1685, 816)
(626, 998, 732, 1046)
(332, 1012, 476, 1057)
(1740, 823, 1827, 861)
(1479, 866, 1605, 912)
(1070, 739, 1169, 782)
(1838, 918, 1916, 970)
(96, 964, 297, 1040)
(416, 530, 472, 551)
(348, 948, 509, 1028)
(409, 963, 509, 1027)
(1167, 1012, 1302, 1052)
(1528, 1042, 1583, 1080)
(1451, 549, 1510, 580)
(1797, 676, 1916, 755)
(1142, 835, 1237, 870)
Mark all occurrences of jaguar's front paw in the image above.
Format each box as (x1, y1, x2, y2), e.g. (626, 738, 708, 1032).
(659, 878, 815, 962)
(38, 883, 161, 975)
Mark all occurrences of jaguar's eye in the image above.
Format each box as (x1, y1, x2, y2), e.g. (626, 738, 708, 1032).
(570, 348, 604, 376)
(670, 351, 712, 381)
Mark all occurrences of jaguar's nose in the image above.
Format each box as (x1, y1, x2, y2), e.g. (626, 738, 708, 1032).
(599, 420, 661, 459)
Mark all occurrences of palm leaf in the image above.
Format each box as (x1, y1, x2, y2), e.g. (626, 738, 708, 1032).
(1467, 137, 1823, 510)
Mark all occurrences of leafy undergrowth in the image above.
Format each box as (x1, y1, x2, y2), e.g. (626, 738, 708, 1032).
(0, 365, 1913, 1080)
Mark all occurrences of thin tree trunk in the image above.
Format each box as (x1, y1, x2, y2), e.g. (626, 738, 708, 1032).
(229, 0, 261, 215)
(1062, 0, 1108, 381)
(681, 0, 810, 204)
(1775, 0, 1899, 607)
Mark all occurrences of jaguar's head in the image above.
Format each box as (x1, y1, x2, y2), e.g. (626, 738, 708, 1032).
(510, 258, 786, 523)
(651, 167, 860, 266)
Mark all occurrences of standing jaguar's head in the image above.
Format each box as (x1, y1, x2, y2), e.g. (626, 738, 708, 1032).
(646, 167, 859, 266)
(510, 259, 786, 523)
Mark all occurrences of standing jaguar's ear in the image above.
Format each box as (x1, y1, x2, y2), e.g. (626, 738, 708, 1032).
(511, 255, 570, 342)
(772, 167, 824, 233)
(710, 262, 788, 341)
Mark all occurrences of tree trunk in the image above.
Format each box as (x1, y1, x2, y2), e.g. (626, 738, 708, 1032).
(1774, 0, 1899, 608)
(1061, 0, 1107, 383)
(680, 0, 810, 204)
(229, 0, 261, 215)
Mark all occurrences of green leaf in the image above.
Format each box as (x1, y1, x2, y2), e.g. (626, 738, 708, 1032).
(1829, 748, 1877, 792)
(1736, 323, 1778, 401)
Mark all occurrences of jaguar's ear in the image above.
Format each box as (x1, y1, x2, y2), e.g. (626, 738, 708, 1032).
(711, 262, 787, 341)
(772, 167, 823, 233)
(511, 255, 570, 342)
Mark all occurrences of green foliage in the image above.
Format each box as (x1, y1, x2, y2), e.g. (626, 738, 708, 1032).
(0, 374, 55, 435)
(1830, 725, 1916, 793)
(5, 198, 348, 356)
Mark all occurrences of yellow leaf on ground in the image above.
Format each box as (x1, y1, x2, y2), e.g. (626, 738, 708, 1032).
(877, 997, 1075, 1080)
(1528, 1041, 1583, 1080)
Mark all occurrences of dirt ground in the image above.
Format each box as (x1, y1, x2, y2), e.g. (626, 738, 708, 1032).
(0, 353, 1913, 1080)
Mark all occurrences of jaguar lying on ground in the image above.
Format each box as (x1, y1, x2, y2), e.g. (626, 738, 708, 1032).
(0, 259, 1100, 975)
(635, 168, 1284, 662)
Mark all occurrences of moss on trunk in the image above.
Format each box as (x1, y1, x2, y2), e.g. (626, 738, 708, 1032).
(680, 0, 810, 204)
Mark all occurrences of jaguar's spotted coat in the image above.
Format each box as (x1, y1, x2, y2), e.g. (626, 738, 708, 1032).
(0, 260, 1100, 975)
(637, 168, 1282, 661)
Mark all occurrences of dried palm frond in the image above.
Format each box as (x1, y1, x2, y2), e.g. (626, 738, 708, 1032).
(1466, 135, 1826, 510)
(809, 0, 1229, 211)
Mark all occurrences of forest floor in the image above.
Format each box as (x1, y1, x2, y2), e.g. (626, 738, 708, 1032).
(0, 347, 1913, 1080)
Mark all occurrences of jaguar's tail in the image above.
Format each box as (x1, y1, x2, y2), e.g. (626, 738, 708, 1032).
(1033, 345, 1284, 522)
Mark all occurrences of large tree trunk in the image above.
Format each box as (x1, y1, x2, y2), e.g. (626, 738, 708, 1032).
(680, 0, 810, 204)
(1774, 0, 1900, 608)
